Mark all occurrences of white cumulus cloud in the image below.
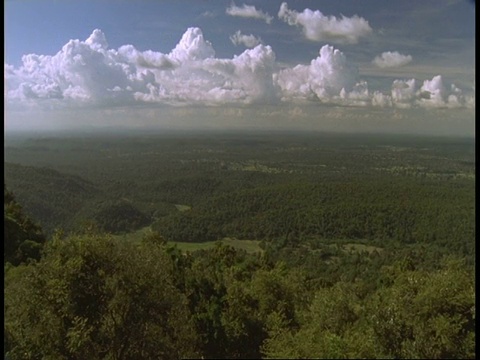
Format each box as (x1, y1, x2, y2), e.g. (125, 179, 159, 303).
(416, 75, 467, 109)
(168, 27, 215, 62)
(230, 31, 262, 48)
(276, 44, 358, 102)
(373, 51, 412, 68)
(226, 3, 273, 24)
(278, 2, 372, 44)
(372, 91, 392, 107)
(389, 75, 472, 109)
(5, 28, 279, 106)
(391, 78, 417, 108)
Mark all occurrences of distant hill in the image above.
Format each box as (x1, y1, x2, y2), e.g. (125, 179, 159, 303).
(5, 162, 154, 236)
(4, 162, 100, 234)
(4, 185, 46, 265)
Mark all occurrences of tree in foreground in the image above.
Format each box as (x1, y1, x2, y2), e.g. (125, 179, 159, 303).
(261, 257, 475, 359)
(4, 234, 199, 360)
(368, 257, 475, 359)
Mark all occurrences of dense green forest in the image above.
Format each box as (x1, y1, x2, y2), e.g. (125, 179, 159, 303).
(4, 131, 475, 359)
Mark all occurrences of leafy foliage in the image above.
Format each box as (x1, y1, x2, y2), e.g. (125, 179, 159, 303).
(261, 259, 475, 359)
(4, 234, 199, 360)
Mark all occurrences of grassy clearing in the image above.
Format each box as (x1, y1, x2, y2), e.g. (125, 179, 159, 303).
(114, 228, 379, 255)
(343, 243, 383, 254)
(112, 227, 263, 253)
(171, 238, 263, 254)
(175, 204, 192, 211)
(114, 228, 377, 256)
(112, 226, 151, 243)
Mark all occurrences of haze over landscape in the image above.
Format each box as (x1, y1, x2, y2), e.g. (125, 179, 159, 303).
(5, 0, 475, 135)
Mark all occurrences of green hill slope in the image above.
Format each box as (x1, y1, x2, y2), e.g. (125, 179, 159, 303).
(4, 162, 101, 234)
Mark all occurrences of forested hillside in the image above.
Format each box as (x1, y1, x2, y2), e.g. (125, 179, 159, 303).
(153, 179, 474, 254)
(4, 185, 46, 265)
(4, 163, 100, 234)
(4, 131, 475, 359)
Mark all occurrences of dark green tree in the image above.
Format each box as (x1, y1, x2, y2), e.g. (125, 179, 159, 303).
(4, 185, 46, 265)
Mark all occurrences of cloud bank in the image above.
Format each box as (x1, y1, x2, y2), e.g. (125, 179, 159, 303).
(230, 31, 262, 48)
(373, 51, 412, 68)
(5, 28, 276, 106)
(4, 28, 474, 111)
(277, 2, 372, 44)
(226, 3, 273, 24)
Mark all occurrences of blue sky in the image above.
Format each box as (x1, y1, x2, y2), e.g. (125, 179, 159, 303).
(4, 0, 476, 135)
